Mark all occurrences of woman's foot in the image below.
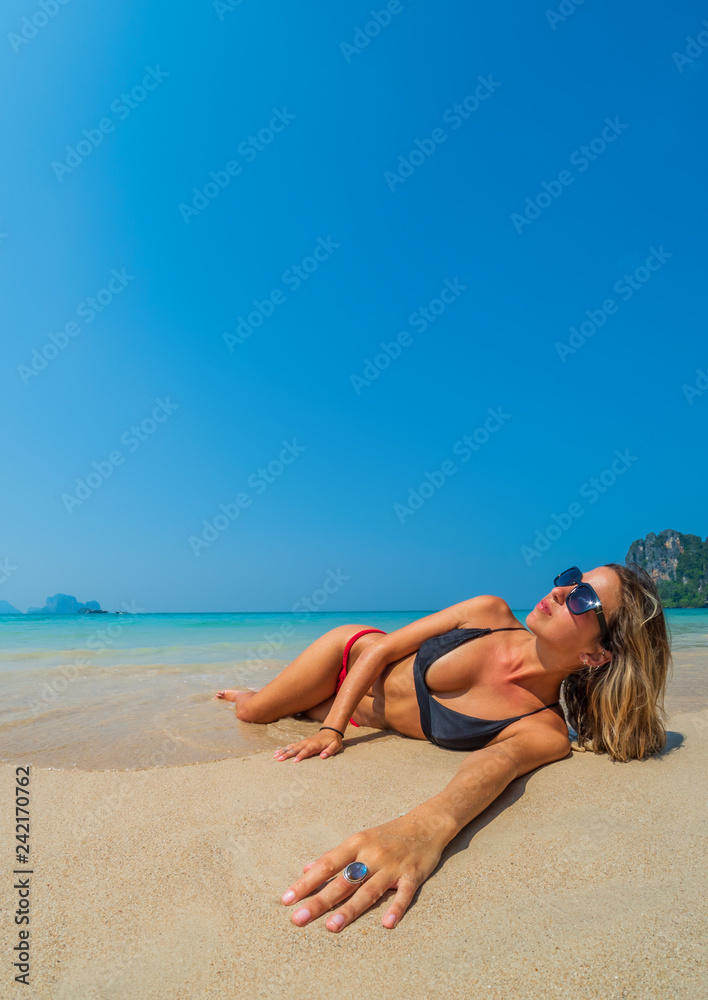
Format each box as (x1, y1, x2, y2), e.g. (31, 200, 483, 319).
(213, 689, 257, 716)
(213, 689, 240, 701)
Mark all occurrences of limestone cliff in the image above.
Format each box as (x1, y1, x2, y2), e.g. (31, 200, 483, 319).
(626, 529, 708, 608)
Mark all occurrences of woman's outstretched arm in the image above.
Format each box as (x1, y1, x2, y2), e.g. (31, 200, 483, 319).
(280, 723, 571, 931)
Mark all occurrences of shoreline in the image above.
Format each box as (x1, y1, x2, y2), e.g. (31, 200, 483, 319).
(1, 645, 705, 774)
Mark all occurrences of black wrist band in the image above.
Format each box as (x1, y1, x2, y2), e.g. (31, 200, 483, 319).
(319, 726, 344, 739)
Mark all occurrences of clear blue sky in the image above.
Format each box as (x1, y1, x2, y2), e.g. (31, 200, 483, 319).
(1, 0, 705, 613)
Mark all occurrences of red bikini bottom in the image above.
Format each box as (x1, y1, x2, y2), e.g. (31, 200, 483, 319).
(335, 628, 387, 727)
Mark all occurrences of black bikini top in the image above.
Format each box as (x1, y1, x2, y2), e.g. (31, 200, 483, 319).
(413, 626, 562, 751)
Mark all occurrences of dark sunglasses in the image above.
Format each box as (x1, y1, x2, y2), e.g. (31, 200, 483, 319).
(553, 566, 611, 647)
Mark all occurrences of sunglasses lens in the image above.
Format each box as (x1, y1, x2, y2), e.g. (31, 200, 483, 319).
(567, 585, 598, 614)
(554, 566, 582, 587)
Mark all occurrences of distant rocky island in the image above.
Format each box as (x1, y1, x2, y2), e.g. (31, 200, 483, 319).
(626, 530, 708, 608)
(0, 593, 103, 615)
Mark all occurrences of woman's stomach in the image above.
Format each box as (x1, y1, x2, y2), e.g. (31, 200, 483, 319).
(353, 655, 425, 739)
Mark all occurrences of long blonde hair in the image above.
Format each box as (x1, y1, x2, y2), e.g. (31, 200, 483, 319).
(561, 563, 672, 762)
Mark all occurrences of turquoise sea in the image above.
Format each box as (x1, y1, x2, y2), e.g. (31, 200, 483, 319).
(1, 609, 706, 770)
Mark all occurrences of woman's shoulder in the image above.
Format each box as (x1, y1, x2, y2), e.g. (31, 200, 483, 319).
(457, 594, 524, 630)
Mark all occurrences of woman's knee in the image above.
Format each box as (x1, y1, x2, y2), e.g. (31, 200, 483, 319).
(234, 693, 272, 724)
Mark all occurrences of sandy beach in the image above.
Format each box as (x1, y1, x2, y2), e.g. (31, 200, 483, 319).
(2, 650, 706, 1000)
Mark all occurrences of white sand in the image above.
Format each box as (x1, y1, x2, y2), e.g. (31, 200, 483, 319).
(1, 704, 706, 1000)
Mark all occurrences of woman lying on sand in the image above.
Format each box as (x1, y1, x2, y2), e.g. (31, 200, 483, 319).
(214, 563, 670, 933)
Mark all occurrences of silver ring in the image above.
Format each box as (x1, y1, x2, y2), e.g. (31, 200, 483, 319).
(342, 862, 369, 885)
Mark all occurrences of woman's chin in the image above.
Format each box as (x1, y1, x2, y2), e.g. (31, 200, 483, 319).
(524, 609, 545, 638)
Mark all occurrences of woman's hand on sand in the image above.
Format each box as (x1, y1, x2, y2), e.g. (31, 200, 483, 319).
(273, 730, 343, 762)
(280, 815, 445, 932)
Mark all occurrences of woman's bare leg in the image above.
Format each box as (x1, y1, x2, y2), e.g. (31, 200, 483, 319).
(213, 625, 381, 724)
(301, 695, 335, 723)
